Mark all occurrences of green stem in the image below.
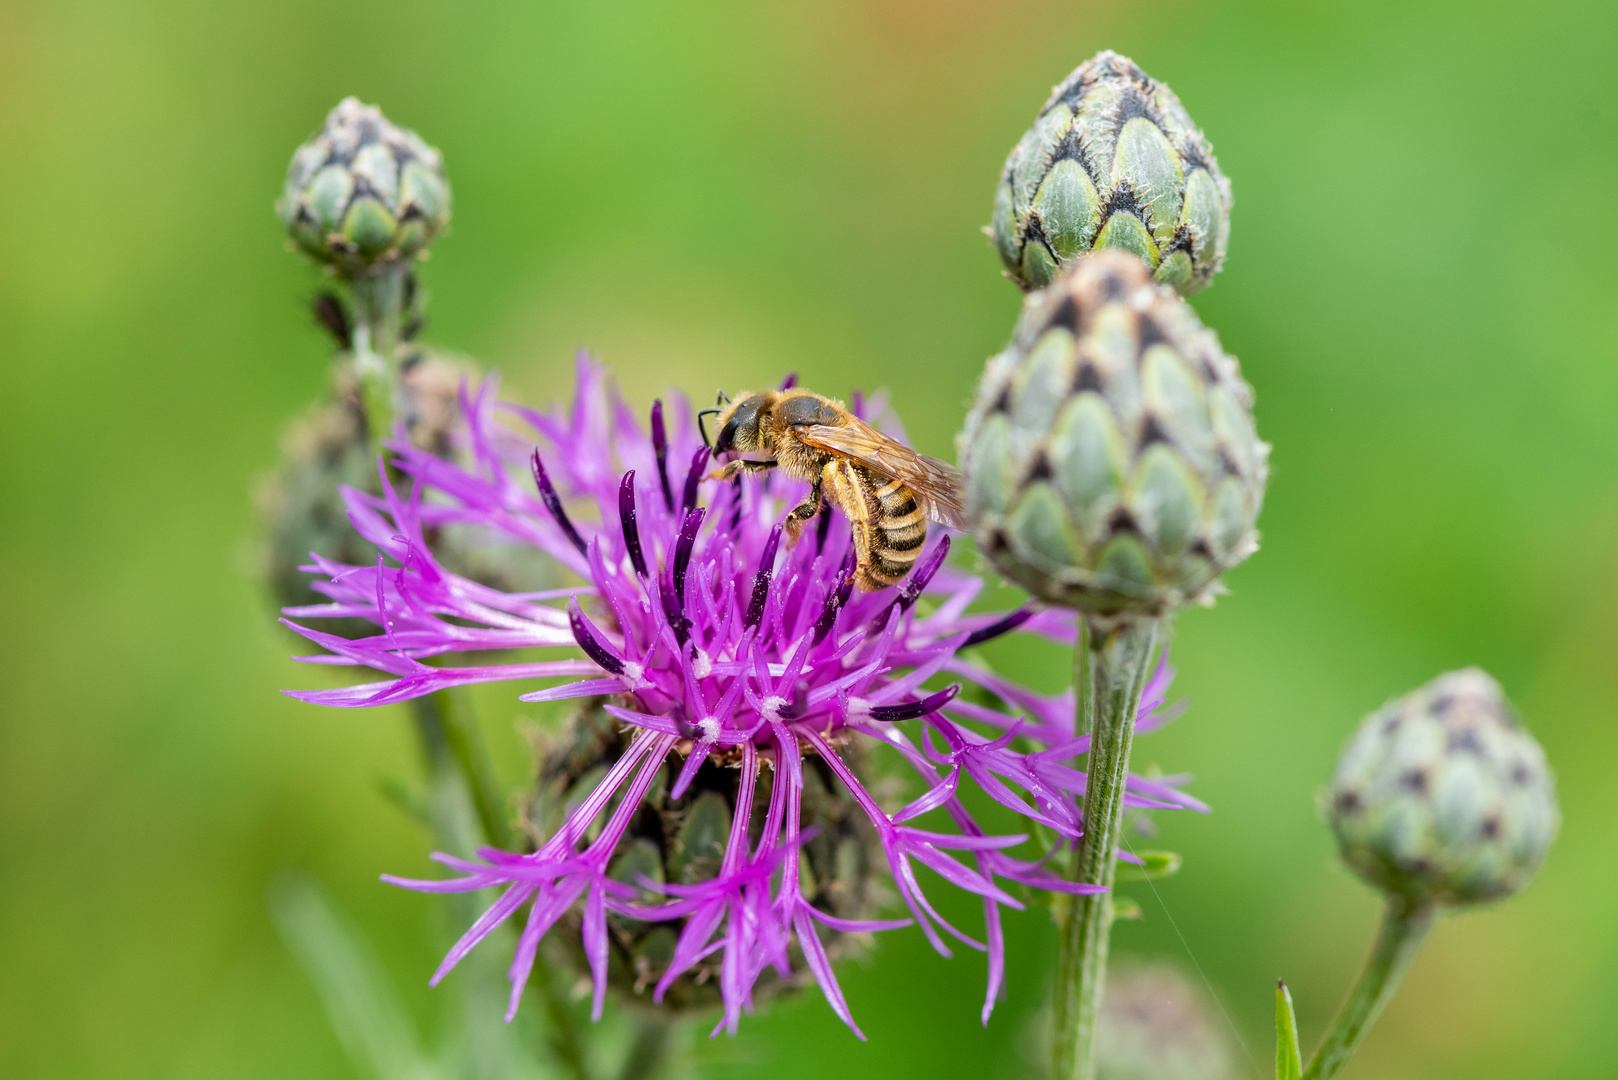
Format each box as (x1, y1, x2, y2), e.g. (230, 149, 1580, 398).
(1303, 896, 1436, 1080)
(348, 264, 410, 452)
(1050, 617, 1158, 1080)
(435, 686, 516, 851)
(618, 1010, 675, 1080)
(412, 690, 592, 1079)
(532, 958, 594, 1080)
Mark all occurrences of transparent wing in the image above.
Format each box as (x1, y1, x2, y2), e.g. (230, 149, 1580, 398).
(799, 419, 967, 529)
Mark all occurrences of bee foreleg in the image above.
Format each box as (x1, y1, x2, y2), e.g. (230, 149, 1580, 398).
(782, 480, 823, 546)
(706, 459, 777, 482)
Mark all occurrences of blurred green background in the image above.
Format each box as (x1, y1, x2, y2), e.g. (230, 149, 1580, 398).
(3, 0, 1616, 1076)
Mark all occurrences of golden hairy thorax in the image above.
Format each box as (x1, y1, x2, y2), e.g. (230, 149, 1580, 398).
(708, 389, 965, 592)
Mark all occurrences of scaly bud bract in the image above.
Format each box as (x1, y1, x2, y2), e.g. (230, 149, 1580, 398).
(992, 52, 1231, 294)
(959, 251, 1268, 619)
(278, 98, 451, 274)
(1326, 668, 1560, 906)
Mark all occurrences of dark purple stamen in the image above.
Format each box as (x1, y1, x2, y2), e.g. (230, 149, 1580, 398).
(681, 446, 710, 513)
(568, 602, 624, 675)
(812, 560, 854, 644)
(728, 476, 744, 531)
(746, 523, 783, 630)
(660, 577, 691, 645)
(650, 400, 674, 513)
(898, 535, 950, 612)
(532, 449, 587, 556)
(962, 607, 1034, 648)
(870, 534, 950, 629)
(673, 507, 704, 604)
(813, 500, 832, 551)
(617, 472, 647, 578)
(779, 371, 797, 391)
(870, 683, 960, 722)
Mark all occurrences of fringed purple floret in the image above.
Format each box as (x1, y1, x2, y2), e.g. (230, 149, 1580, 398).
(283, 352, 1204, 1038)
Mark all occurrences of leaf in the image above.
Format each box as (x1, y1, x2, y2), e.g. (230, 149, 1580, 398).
(271, 875, 441, 1080)
(1110, 895, 1144, 922)
(377, 774, 432, 825)
(1114, 849, 1182, 882)
(1275, 979, 1303, 1080)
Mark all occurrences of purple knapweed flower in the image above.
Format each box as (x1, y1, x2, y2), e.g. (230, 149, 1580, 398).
(282, 354, 1203, 1038)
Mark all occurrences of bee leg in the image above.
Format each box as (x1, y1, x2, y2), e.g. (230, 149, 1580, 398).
(782, 481, 823, 546)
(706, 459, 777, 482)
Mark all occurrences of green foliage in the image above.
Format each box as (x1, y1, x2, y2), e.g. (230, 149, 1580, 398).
(1115, 850, 1182, 883)
(1275, 981, 1302, 1080)
(2, 2, 1615, 1078)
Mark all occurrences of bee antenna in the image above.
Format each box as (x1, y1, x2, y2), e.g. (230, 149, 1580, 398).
(696, 407, 723, 448)
(715, 389, 732, 405)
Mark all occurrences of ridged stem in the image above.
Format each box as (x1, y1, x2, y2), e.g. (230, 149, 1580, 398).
(411, 690, 594, 1079)
(348, 264, 409, 452)
(618, 1009, 675, 1080)
(1303, 895, 1436, 1080)
(1051, 617, 1158, 1080)
(435, 686, 516, 850)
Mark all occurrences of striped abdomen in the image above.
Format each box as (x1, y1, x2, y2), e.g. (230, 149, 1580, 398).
(856, 472, 928, 590)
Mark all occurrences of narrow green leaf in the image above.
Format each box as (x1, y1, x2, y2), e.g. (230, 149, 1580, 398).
(271, 875, 440, 1080)
(1276, 980, 1303, 1080)
(1110, 895, 1144, 922)
(1114, 849, 1182, 882)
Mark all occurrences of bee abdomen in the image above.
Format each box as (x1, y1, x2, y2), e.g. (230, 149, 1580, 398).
(866, 481, 928, 587)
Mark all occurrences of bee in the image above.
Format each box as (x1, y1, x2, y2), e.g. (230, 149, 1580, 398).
(700, 388, 965, 591)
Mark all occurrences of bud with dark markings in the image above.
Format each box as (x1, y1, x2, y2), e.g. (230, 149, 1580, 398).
(277, 97, 451, 273)
(959, 251, 1267, 619)
(1327, 669, 1559, 906)
(991, 51, 1231, 294)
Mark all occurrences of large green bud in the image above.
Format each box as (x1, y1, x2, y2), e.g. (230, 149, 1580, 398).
(991, 51, 1231, 294)
(523, 702, 886, 1009)
(959, 251, 1268, 619)
(277, 97, 451, 273)
(1326, 669, 1559, 906)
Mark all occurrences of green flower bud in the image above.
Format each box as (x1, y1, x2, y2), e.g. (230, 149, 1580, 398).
(523, 702, 886, 1009)
(959, 251, 1268, 619)
(1326, 669, 1559, 906)
(991, 51, 1231, 294)
(1095, 963, 1237, 1080)
(277, 98, 451, 273)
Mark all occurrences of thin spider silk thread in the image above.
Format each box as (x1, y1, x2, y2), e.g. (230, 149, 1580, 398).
(1118, 832, 1262, 1078)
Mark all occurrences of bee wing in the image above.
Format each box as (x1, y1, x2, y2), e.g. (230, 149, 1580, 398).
(798, 419, 967, 530)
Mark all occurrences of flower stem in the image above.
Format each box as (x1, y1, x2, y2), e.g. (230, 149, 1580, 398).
(531, 958, 595, 1080)
(411, 689, 593, 1079)
(618, 1009, 675, 1080)
(1051, 617, 1158, 1080)
(435, 686, 516, 850)
(1302, 895, 1436, 1080)
(348, 264, 410, 452)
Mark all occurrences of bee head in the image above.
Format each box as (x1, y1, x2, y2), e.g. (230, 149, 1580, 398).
(703, 391, 770, 453)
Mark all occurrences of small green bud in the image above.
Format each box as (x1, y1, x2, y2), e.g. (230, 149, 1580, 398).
(277, 98, 451, 273)
(1326, 669, 1560, 906)
(257, 350, 551, 619)
(1094, 963, 1237, 1080)
(991, 51, 1232, 294)
(959, 251, 1268, 619)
